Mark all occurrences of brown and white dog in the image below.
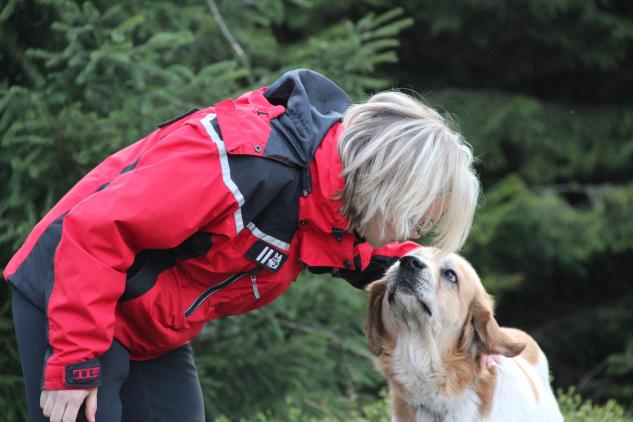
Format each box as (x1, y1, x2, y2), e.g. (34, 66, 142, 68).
(365, 247, 563, 422)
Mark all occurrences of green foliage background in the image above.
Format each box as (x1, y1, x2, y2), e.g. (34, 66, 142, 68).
(1, 0, 632, 420)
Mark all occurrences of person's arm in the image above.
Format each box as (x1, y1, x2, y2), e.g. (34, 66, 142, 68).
(42, 120, 237, 391)
(309, 241, 420, 289)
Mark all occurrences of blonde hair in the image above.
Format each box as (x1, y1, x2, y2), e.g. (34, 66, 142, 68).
(337, 91, 480, 254)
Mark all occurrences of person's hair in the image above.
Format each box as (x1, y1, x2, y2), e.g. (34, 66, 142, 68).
(337, 90, 480, 254)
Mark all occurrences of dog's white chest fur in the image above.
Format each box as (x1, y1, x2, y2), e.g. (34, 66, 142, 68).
(389, 333, 482, 421)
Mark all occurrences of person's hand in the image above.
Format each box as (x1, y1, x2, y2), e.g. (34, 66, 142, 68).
(480, 353, 502, 370)
(40, 388, 98, 422)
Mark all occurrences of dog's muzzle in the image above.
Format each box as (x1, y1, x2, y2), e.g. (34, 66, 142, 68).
(395, 255, 426, 291)
(399, 255, 426, 270)
(394, 255, 433, 316)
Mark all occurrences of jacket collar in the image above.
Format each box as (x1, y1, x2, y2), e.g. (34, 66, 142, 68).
(263, 69, 352, 168)
(297, 123, 372, 270)
(214, 69, 351, 169)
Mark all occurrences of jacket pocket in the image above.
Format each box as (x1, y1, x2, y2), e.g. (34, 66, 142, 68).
(184, 272, 247, 318)
(121, 250, 175, 302)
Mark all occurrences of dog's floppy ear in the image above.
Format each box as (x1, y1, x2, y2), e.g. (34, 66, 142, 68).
(365, 280, 387, 356)
(472, 292, 525, 358)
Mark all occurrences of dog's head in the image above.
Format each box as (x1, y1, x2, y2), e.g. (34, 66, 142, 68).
(365, 247, 525, 393)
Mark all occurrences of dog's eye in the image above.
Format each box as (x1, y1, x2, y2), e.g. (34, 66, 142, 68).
(444, 269, 458, 284)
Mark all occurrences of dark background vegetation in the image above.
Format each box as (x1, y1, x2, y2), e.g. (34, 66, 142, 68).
(1, 0, 632, 420)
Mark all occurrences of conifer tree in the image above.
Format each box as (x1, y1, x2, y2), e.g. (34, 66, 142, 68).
(2, 0, 633, 420)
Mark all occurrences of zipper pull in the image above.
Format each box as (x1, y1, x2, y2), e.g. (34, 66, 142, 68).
(331, 227, 344, 241)
(251, 272, 260, 300)
(300, 167, 312, 196)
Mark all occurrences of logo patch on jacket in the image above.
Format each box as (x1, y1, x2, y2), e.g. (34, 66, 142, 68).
(246, 241, 288, 273)
(72, 367, 100, 380)
(65, 359, 103, 387)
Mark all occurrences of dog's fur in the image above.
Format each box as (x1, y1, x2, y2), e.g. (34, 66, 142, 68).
(365, 247, 563, 421)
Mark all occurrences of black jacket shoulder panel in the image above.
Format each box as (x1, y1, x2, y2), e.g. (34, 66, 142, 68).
(227, 154, 301, 244)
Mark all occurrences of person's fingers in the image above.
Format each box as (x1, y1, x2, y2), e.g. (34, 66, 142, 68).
(40, 389, 92, 421)
(84, 389, 98, 422)
(62, 403, 80, 422)
(49, 399, 67, 422)
(40, 390, 48, 409)
(42, 391, 56, 417)
(480, 353, 501, 369)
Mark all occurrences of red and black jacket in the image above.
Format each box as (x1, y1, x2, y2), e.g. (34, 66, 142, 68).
(3, 69, 418, 390)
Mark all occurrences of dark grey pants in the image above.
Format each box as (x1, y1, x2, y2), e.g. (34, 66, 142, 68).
(11, 288, 205, 422)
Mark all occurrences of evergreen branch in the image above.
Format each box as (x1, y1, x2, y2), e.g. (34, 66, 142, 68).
(277, 319, 374, 360)
(0, 0, 18, 22)
(576, 358, 609, 392)
(341, 348, 359, 402)
(205, 0, 250, 72)
(534, 183, 618, 196)
(533, 293, 633, 335)
(195, 318, 269, 343)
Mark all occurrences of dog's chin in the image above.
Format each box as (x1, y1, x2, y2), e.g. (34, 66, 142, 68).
(390, 286, 435, 320)
(416, 297, 433, 317)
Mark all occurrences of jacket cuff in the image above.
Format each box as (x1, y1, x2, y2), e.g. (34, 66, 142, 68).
(43, 359, 102, 390)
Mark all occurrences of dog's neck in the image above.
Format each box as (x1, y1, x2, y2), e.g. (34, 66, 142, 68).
(383, 328, 494, 421)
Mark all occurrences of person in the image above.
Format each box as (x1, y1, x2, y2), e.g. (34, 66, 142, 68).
(3, 69, 480, 422)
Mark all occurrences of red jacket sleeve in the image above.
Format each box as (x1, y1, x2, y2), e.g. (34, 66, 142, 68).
(43, 121, 237, 389)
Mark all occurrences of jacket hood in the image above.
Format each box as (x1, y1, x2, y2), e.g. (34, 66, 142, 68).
(263, 69, 352, 167)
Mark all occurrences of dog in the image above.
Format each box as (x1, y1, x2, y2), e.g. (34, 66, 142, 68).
(365, 247, 563, 421)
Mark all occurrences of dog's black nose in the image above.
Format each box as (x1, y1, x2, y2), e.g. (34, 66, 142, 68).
(399, 255, 426, 270)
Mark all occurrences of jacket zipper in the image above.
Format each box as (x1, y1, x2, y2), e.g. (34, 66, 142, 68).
(185, 272, 246, 317)
(250, 267, 262, 300)
(250, 273, 260, 300)
(184, 268, 262, 318)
